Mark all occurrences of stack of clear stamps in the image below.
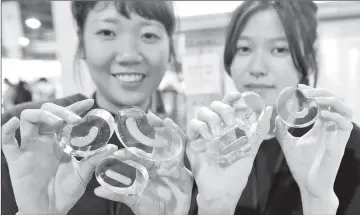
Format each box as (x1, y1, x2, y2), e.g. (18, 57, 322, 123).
(95, 106, 183, 197)
(208, 91, 266, 167)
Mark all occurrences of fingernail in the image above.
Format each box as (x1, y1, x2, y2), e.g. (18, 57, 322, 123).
(301, 90, 312, 98)
(106, 144, 118, 152)
(83, 99, 94, 104)
(10, 116, 19, 122)
(45, 112, 62, 122)
(69, 114, 82, 123)
(298, 84, 308, 89)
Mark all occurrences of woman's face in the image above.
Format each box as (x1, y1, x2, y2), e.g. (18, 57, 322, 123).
(230, 7, 301, 107)
(83, 2, 170, 107)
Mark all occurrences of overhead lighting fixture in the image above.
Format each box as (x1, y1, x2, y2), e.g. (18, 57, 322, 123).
(18, 37, 30, 46)
(25, 17, 41, 29)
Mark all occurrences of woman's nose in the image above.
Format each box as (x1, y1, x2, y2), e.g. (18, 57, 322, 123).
(115, 36, 142, 66)
(249, 50, 268, 78)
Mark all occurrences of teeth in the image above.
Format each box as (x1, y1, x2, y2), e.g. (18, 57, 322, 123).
(115, 74, 144, 83)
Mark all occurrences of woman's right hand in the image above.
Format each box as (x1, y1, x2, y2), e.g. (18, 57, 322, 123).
(186, 92, 273, 215)
(1, 99, 118, 215)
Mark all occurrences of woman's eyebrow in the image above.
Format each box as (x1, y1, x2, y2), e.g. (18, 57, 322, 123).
(269, 36, 287, 42)
(138, 20, 164, 29)
(92, 17, 119, 25)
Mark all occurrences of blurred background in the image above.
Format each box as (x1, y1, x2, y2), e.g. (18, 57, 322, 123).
(1, 1, 360, 129)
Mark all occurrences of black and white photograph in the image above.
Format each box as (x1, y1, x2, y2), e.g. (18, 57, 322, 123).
(1, 1, 360, 215)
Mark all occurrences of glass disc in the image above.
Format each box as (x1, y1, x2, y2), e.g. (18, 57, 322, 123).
(276, 86, 319, 128)
(115, 106, 182, 161)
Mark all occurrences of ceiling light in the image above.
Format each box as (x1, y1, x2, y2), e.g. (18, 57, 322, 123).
(25, 18, 41, 29)
(18, 37, 30, 46)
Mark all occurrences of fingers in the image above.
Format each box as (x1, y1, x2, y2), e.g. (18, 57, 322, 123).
(147, 112, 164, 128)
(275, 116, 294, 153)
(78, 144, 118, 184)
(221, 92, 242, 106)
(197, 106, 222, 136)
(313, 97, 353, 120)
(209, 101, 235, 126)
(2, 117, 21, 162)
(94, 186, 136, 207)
(37, 100, 93, 135)
(256, 106, 273, 138)
(19, 109, 65, 143)
(164, 117, 186, 144)
(66, 99, 94, 116)
(320, 110, 353, 131)
(298, 85, 353, 119)
(298, 84, 332, 97)
(319, 120, 348, 183)
(163, 118, 187, 160)
(187, 119, 212, 141)
(156, 161, 181, 179)
(41, 102, 82, 124)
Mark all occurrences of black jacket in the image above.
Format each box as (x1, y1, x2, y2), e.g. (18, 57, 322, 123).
(2, 94, 360, 215)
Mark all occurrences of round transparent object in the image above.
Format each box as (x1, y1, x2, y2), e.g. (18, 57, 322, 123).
(233, 91, 266, 130)
(95, 155, 149, 196)
(58, 109, 115, 157)
(115, 106, 183, 161)
(208, 91, 265, 165)
(276, 86, 319, 128)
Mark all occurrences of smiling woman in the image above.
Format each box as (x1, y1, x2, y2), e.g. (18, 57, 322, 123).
(72, 1, 176, 113)
(1, 1, 181, 215)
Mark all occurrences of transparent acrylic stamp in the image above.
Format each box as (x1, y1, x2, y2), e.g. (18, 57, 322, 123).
(208, 91, 266, 166)
(95, 153, 149, 196)
(57, 109, 115, 157)
(115, 106, 183, 162)
(276, 86, 320, 128)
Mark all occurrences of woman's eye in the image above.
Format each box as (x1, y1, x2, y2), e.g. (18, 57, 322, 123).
(236, 46, 251, 55)
(97, 30, 116, 38)
(272, 47, 290, 56)
(142, 33, 161, 43)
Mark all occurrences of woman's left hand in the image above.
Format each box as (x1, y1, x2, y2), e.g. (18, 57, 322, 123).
(275, 84, 353, 213)
(94, 114, 193, 215)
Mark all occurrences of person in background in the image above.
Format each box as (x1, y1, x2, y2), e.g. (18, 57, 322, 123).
(1, 1, 193, 215)
(13, 80, 32, 105)
(32, 77, 57, 101)
(2, 78, 16, 111)
(186, 0, 360, 215)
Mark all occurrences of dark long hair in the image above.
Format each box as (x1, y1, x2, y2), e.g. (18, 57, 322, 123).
(71, 0, 177, 87)
(223, 0, 318, 87)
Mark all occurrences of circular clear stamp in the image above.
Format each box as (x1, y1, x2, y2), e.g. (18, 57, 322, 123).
(208, 91, 266, 166)
(57, 109, 115, 157)
(276, 86, 320, 128)
(95, 151, 149, 197)
(115, 106, 183, 162)
(233, 91, 266, 130)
